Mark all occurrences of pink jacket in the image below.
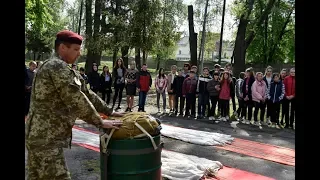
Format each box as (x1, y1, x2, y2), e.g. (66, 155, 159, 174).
(251, 80, 267, 103)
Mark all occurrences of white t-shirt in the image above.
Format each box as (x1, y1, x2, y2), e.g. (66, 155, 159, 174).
(266, 76, 272, 86)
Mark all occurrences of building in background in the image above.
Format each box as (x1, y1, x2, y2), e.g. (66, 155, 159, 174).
(175, 36, 191, 62)
(175, 36, 234, 62)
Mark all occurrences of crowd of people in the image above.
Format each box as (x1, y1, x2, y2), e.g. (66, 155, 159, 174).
(25, 58, 295, 129)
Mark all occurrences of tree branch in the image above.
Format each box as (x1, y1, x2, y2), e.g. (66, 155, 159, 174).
(245, 0, 276, 49)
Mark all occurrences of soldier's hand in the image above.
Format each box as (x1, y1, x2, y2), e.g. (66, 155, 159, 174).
(101, 120, 122, 129)
(111, 112, 125, 117)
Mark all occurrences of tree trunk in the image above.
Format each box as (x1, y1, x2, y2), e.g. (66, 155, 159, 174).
(37, 54, 42, 61)
(191, 33, 198, 67)
(112, 48, 119, 68)
(135, 47, 141, 70)
(121, 46, 129, 68)
(218, 0, 227, 65)
(188, 5, 197, 66)
(142, 50, 147, 64)
(230, 49, 235, 65)
(77, 0, 84, 35)
(232, 0, 255, 77)
(199, 0, 209, 73)
(92, 0, 103, 66)
(84, 0, 93, 74)
(156, 54, 160, 71)
(245, 0, 276, 49)
(264, 16, 268, 65)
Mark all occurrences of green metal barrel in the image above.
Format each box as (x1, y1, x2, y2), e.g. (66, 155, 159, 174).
(100, 134, 163, 180)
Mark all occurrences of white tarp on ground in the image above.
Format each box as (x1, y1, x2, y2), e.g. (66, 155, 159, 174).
(160, 124, 234, 146)
(161, 150, 223, 180)
(72, 126, 223, 180)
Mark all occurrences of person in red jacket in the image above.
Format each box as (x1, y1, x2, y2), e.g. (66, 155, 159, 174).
(136, 64, 152, 112)
(218, 71, 235, 122)
(182, 70, 198, 118)
(282, 68, 295, 129)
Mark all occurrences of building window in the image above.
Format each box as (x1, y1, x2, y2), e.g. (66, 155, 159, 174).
(179, 50, 181, 55)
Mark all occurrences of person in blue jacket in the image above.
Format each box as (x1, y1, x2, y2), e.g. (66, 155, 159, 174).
(266, 73, 285, 129)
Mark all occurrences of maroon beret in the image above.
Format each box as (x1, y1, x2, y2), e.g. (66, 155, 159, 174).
(56, 30, 83, 45)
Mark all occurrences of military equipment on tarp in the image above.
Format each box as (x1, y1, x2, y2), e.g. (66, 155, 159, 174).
(100, 112, 163, 180)
(101, 112, 162, 140)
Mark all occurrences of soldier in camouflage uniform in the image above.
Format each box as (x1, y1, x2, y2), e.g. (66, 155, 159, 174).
(25, 30, 123, 180)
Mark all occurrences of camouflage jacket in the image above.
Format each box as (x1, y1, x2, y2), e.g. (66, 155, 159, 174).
(25, 56, 113, 150)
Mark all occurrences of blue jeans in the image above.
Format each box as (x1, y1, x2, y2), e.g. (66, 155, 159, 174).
(197, 93, 209, 116)
(138, 91, 147, 110)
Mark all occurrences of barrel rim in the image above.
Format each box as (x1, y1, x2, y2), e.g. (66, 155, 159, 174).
(109, 134, 161, 142)
(108, 163, 162, 175)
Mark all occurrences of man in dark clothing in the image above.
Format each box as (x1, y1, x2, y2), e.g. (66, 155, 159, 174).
(173, 69, 185, 116)
(88, 64, 100, 93)
(197, 67, 212, 119)
(241, 68, 256, 124)
(136, 64, 152, 112)
(25, 64, 29, 88)
(25, 61, 37, 116)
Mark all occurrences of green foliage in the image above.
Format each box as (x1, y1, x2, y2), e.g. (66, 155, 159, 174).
(197, 31, 220, 60)
(245, 0, 295, 64)
(151, 0, 186, 61)
(26, 0, 67, 56)
(65, 0, 83, 33)
(231, 0, 295, 64)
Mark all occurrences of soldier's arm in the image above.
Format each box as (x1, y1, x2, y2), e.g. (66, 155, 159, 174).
(49, 65, 103, 127)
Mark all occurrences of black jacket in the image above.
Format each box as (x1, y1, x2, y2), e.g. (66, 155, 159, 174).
(100, 73, 112, 93)
(172, 76, 185, 97)
(88, 70, 100, 91)
(242, 76, 255, 101)
(197, 75, 212, 94)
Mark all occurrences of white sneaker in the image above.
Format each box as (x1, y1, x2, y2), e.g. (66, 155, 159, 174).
(266, 118, 272, 125)
(255, 121, 261, 126)
(226, 116, 230, 121)
(271, 124, 276, 128)
(275, 124, 280, 129)
(209, 116, 215, 121)
(245, 120, 250, 124)
(221, 117, 227, 122)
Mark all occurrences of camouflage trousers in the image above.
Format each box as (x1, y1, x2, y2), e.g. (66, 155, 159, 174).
(27, 147, 71, 180)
